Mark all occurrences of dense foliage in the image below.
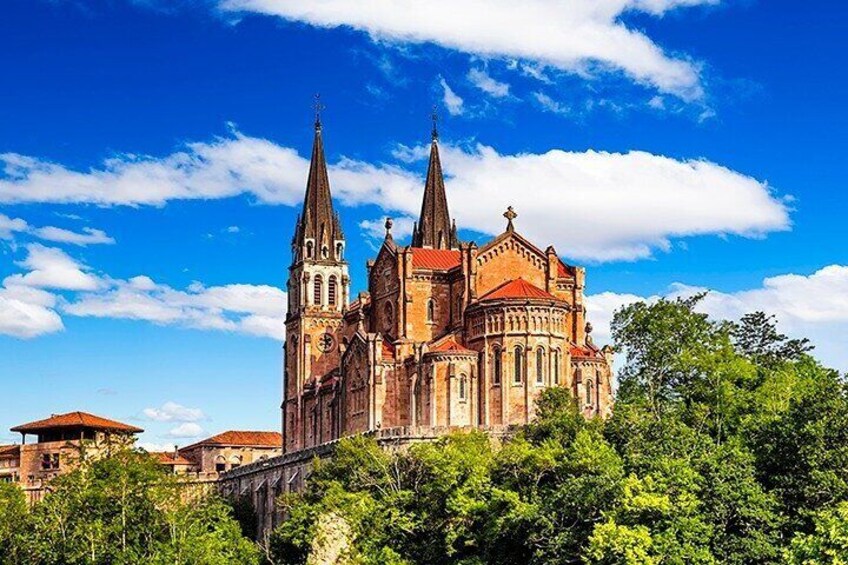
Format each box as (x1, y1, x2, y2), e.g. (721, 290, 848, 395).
(0, 449, 260, 565)
(270, 298, 848, 564)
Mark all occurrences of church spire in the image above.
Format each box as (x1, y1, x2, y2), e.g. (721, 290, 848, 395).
(412, 110, 458, 250)
(294, 96, 344, 262)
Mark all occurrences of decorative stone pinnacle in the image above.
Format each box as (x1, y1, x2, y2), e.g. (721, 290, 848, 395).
(431, 106, 439, 142)
(503, 206, 517, 232)
(313, 93, 325, 131)
(385, 217, 393, 238)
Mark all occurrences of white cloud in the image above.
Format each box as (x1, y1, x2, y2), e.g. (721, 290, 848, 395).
(142, 401, 206, 422)
(31, 226, 115, 246)
(5, 244, 101, 291)
(440, 78, 464, 116)
(217, 0, 714, 99)
(359, 216, 416, 244)
(0, 131, 309, 207)
(585, 265, 848, 372)
(0, 213, 114, 246)
(0, 285, 63, 339)
(533, 92, 570, 115)
(0, 244, 287, 340)
(0, 131, 790, 262)
(411, 144, 790, 262)
(166, 422, 204, 438)
(65, 277, 287, 340)
(0, 214, 27, 239)
(468, 68, 510, 98)
(137, 441, 179, 453)
(225, 225, 240, 233)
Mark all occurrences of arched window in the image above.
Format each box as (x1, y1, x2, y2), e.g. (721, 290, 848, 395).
(552, 350, 560, 385)
(459, 374, 467, 401)
(322, 245, 329, 259)
(313, 275, 323, 306)
(492, 347, 502, 385)
(328, 276, 337, 307)
(306, 241, 314, 259)
(536, 348, 545, 384)
(514, 346, 523, 384)
(336, 243, 343, 259)
(427, 299, 435, 323)
(586, 380, 594, 406)
(230, 455, 242, 469)
(215, 456, 226, 473)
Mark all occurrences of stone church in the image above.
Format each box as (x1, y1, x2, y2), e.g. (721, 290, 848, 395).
(282, 118, 613, 454)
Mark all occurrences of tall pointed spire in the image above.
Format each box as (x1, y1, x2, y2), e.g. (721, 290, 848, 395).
(412, 110, 458, 250)
(295, 95, 344, 262)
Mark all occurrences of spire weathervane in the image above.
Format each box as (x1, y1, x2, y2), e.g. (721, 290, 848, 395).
(503, 206, 517, 232)
(431, 106, 439, 142)
(313, 93, 325, 131)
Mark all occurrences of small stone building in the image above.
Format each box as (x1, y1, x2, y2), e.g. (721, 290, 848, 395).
(8, 411, 143, 502)
(177, 431, 283, 476)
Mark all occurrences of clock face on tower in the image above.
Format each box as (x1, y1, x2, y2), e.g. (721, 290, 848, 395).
(317, 332, 336, 353)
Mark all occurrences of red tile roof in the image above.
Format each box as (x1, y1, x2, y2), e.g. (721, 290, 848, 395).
(480, 278, 559, 301)
(148, 451, 195, 466)
(570, 345, 601, 359)
(428, 336, 475, 354)
(410, 247, 461, 270)
(180, 431, 282, 451)
(11, 411, 143, 434)
(382, 341, 395, 360)
(557, 259, 572, 278)
(0, 445, 20, 459)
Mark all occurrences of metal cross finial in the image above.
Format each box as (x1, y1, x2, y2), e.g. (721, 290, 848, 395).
(313, 93, 325, 130)
(431, 106, 439, 142)
(503, 206, 517, 232)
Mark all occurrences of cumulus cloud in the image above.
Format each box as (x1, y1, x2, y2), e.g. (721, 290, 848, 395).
(0, 214, 27, 239)
(0, 213, 114, 246)
(5, 244, 101, 291)
(0, 285, 63, 339)
(0, 131, 790, 263)
(0, 131, 309, 207)
(585, 265, 848, 372)
(439, 78, 464, 116)
(137, 441, 179, 453)
(30, 226, 115, 246)
(0, 244, 287, 340)
(65, 276, 287, 340)
(217, 0, 714, 99)
(166, 422, 204, 438)
(143, 401, 206, 422)
(468, 68, 510, 98)
(359, 216, 416, 245)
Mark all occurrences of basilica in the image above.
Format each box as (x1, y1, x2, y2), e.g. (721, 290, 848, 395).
(282, 118, 613, 453)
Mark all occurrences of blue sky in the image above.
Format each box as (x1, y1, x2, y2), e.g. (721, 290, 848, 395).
(2, 0, 847, 449)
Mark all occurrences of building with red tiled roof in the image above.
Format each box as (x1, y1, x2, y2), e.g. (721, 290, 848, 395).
(0, 445, 21, 484)
(12, 411, 143, 437)
(281, 120, 613, 455)
(8, 411, 142, 494)
(178, 431, 282, 476)
(147, 450, 197, 474)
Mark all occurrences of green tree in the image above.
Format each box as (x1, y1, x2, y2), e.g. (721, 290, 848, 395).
(0, 482, 30, 564)
(787, 501, 848, 564)
(19, 448, 260, 565)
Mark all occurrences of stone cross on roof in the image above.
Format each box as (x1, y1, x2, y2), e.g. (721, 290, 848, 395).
(504, 206, 517, 232)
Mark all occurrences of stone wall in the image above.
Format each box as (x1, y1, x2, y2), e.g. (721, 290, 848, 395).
(217, 426, 515, 542)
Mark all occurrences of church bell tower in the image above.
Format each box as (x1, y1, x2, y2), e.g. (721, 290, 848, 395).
(282, 108, 349, 453)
